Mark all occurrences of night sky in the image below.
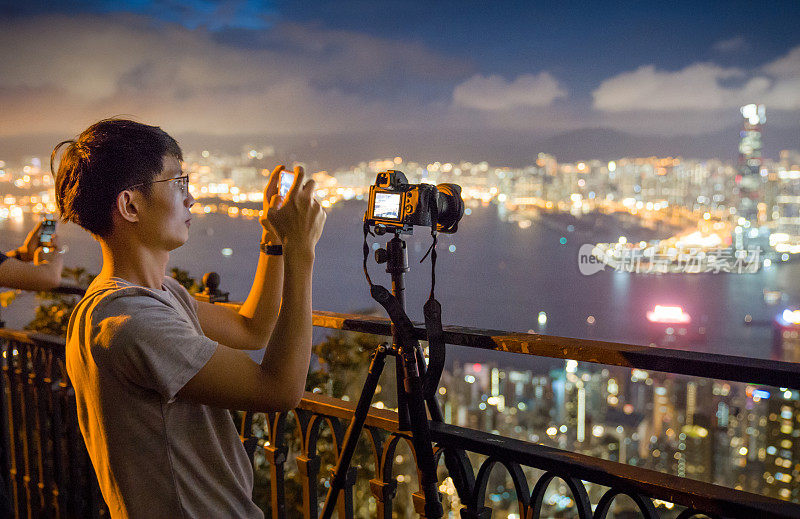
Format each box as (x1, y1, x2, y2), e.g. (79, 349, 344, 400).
(2, 1, 799, 165)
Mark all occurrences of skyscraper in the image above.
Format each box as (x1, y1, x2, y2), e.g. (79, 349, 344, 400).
(737, 104, 766, 221)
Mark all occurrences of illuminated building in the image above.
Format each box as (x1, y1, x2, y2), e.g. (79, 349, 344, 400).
(680, 424, 713, 481)
(774, 150, 800, 239)
(763, 391, 800, 501)
(773, 309, 800, 362)
(737, 104, 766, 222)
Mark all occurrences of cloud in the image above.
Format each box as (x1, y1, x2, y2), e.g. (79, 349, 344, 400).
(592, 63, 746, 111)
(0, 14, 470, 137)
(452, 73, 566, 111)
(592, 45, 800, 113)
(763, 45, 800, 79)
(1, 13, 798, 151)
(712, 36, 748, 53)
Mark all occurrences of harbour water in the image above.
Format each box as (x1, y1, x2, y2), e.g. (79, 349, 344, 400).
(1, 201, 797, 364)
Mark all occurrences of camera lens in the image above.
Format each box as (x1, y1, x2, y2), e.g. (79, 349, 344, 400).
(435, 184, 464, 233)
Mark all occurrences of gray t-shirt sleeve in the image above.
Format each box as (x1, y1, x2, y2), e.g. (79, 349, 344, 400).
(91, 293, 218, 400)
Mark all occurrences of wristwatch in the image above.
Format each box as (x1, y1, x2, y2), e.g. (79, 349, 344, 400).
(260, 243, 283, 255)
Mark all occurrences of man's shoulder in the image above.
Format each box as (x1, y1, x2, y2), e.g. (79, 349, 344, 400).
(68, 278, 196, 368)
(161, 275, 192, 300)
(72, 278, 180, 335)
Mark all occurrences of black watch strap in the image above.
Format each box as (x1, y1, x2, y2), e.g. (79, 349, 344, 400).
(260, 243, 283, 255)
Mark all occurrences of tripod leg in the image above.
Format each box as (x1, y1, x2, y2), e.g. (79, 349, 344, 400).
(320, 343, 390, 519)
(417, 349, 476, 505)
(395, 353, 411, 430)
(426, 401, 476, 509)
(399, 348, 443, 518)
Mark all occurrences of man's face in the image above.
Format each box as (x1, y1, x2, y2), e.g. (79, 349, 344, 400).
(136, 155, 194, 251)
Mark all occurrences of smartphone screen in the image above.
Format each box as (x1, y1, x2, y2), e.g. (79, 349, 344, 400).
(280, 172, 295, 197)
(39, 219, 56, 245)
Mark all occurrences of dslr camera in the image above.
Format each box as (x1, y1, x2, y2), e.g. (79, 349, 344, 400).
(365, 170, 464, 234)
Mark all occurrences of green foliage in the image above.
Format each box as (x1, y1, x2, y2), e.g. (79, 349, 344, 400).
(306, 329, 379, 397)
(169, 267, 201, 294)
(25, 267, 94, 336)
(0, 290, 16, 308)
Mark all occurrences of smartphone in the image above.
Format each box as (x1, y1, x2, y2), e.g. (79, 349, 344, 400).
(39, 218, 57, 247)
(279, 171, 295, 197)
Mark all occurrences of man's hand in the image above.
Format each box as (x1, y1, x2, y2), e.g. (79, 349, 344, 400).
(0, 234, 65, 291)
(266, 166, 326, 256)
(16, 221, 44, 262)
(33, 234, 63, 266)
(259, 165, 285, 245)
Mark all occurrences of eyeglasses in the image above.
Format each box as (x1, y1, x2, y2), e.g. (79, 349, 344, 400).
(126, 175, 190, 196)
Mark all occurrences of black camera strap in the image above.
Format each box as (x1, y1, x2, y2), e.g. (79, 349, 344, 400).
(362, 221, 376, 287)
(421, 203, 446, 401)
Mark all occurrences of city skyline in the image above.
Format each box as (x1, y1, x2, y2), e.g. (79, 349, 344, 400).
(2, 120, 799, 512)
(1, 2, 800, 165)
(2, 5, 800, 512)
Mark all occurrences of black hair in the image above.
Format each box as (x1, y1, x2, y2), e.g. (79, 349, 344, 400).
(52, 118, 183, 237)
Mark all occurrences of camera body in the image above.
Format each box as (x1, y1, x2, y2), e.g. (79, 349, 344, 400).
(365, 170, 463, 234)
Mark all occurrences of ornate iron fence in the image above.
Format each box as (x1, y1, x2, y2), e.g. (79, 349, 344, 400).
(0, 329, 106, 519)
(2, 309, 800, 518)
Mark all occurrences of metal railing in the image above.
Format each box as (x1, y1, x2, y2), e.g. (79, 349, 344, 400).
(0, 329, 106, 518)
(1, 289, 799, 518)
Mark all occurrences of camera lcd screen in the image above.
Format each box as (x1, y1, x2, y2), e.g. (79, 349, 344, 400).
(373, 192, 402, 220)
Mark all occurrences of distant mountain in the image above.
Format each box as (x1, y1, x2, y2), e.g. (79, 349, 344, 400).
(2, 124, 797, 170)
(540, 126, 799, 163)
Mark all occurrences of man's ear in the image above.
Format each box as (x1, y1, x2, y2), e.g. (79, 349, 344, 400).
(116, 190, 142, 223)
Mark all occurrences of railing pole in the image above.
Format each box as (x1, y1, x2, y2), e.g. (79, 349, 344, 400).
(0, 340, 16, 519)
(264, 442, 287, 518)
(296, 454, 320, 519)
(369, 478, 397, 519)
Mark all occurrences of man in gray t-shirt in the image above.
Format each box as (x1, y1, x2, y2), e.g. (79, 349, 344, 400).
(68, 277, 259, 517)
(55, 119, 326, 518)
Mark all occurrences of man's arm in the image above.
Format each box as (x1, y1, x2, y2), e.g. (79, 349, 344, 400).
(176, 246, 314, 411)
(196, 244, 283, 350)
(196, 165, 286, 350)
(0, 240, 64, 291)
(178, 166, 326, 411)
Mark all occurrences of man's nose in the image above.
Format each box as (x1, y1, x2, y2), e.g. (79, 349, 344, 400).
(185, 193, 196, 208)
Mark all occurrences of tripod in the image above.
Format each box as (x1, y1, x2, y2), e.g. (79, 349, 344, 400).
(320, 232, 444, 518)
